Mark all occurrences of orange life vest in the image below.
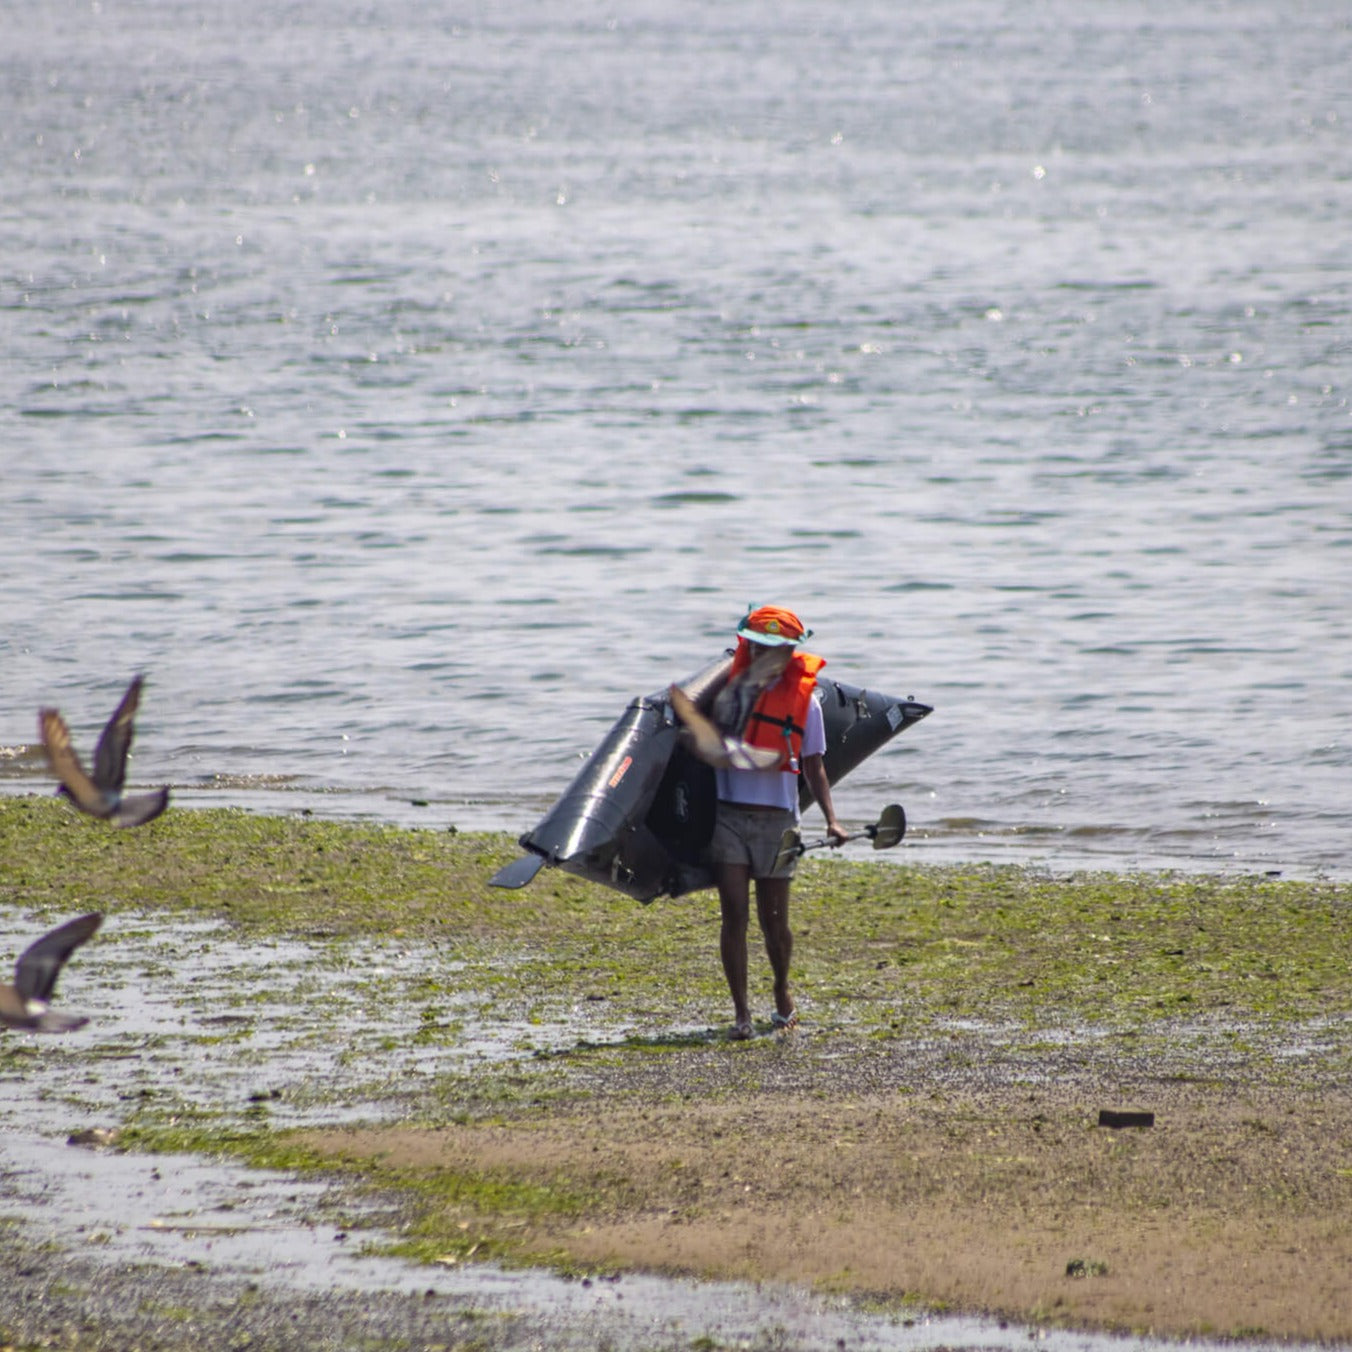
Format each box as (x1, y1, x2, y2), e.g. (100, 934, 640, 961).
(739, 650, 826, 773)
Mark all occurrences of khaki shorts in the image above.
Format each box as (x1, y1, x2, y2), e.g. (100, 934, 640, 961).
(710, 802, 798, 879)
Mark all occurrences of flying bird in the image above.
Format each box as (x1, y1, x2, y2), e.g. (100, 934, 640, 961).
(668, 684, 781, 771)
(0, 912, 102, 1033)
(39, 674, 170, 827)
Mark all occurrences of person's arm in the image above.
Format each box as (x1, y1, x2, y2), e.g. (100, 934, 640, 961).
(801, 754, 849, 845)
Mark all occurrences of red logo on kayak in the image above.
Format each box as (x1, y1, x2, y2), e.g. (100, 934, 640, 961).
(608, 756, 633, 789)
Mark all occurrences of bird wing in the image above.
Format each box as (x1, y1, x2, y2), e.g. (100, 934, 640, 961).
(0, 986, 29, 1027)
(93, 674, 143, 791)
(14, 912, 103, 1003)
(39, 709, 109, 815)
(30, 1010, 91, 1034)
(719, 738, 783, 772)
(668, 685, 727, 763)
(111, 787, 170, 829)
(668, 684, 781, 771)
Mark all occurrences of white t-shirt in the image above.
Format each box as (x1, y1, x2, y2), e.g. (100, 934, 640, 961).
(715, 694, 826, 816)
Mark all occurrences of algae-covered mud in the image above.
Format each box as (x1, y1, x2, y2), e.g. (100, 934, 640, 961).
(2, 796, 1350, 1350)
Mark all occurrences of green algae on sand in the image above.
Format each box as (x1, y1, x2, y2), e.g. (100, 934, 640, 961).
(5, 794, 1352, 1342)
(3, 793, 1347, 1029)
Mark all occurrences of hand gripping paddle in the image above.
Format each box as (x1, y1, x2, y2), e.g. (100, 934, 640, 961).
(772, 802, 906, 875)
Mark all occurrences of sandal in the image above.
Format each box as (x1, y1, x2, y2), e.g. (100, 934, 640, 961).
(730, 1019, 754, 1041)
(770, 1008, 799, 1032)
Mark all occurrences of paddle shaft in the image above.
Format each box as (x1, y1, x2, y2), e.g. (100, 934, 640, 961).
(782, 803, 906, 862)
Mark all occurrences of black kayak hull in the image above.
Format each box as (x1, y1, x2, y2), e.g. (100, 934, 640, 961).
(490, 654, 932, 903)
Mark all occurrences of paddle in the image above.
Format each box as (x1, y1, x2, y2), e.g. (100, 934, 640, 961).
(772, 803, 906, 874)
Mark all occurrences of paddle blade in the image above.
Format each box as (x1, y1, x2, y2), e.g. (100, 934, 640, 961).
(868, 803, 907, 850)
(771, 828, 804, 876)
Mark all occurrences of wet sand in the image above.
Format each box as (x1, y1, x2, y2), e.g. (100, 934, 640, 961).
(6, 1053, 1348, 1352)
(2, 807, 1349, 1348)
(298, 1027, 1352, 1346)
(6, 1028, 1348, 1351)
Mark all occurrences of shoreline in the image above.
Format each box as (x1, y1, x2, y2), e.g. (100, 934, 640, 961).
(2, 781, 1342, 885)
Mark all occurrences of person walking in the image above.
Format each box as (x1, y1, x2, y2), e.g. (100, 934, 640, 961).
(707, 605, 847, 1039)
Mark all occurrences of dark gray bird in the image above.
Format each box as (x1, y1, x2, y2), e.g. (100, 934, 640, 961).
(39, 675, 170, 827)
(0, 912, 102, 1033)
(668, 684, 781, 771)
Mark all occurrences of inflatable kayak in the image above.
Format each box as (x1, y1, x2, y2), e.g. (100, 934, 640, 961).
(489, 653, 932, 904)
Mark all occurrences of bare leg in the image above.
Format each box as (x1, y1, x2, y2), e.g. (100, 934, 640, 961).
(755, 877, 796, 1021)
(716, 861, 753, 1037)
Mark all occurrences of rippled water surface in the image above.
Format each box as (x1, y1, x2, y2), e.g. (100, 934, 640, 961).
(2, 0, 1349, 877)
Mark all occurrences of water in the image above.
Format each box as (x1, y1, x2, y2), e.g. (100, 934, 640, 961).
(1, 0, 1349, 878)
(19, 1138, 1316, 1352)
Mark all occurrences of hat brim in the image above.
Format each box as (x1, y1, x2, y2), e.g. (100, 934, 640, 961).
(737, 626, 803, 647)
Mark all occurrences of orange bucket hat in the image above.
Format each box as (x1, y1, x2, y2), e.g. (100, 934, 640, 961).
(735, 604, 810, 647)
